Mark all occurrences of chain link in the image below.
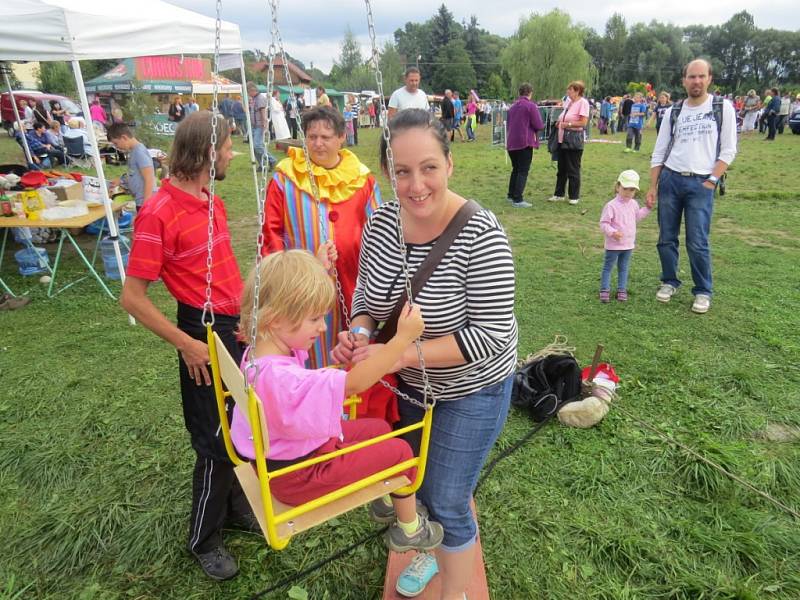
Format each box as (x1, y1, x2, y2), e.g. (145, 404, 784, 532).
(201, 0, 224, 327)
(364, 0, 434, 409)
(266, 0, 351, 333)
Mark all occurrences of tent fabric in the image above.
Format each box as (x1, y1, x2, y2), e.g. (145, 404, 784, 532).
(0, 0, 242, 61)
(84, 58, 242, 95)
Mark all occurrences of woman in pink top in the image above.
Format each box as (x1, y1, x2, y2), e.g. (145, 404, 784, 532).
(598, 170, 654, 302)
(549, 80, 590, 205)
(89, 98, 107, 126)
(466, 97, 478, 141)
(230, 249, 444, 553)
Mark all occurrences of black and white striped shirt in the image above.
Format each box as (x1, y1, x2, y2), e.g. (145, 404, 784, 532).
(352, 202, 518, 401)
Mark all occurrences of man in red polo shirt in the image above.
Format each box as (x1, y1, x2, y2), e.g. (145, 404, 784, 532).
(121, 111, 251, 581)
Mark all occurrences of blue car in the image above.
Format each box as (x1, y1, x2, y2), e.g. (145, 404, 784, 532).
(788, 108, 800, 135)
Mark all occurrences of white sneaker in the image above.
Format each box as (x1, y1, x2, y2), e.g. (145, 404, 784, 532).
(568, 198, 580, 205)
(656, 284, 677, 303)
(547, 195, 565, 202)
(512, 200, 532, 208)
(692, 294, 711, 314)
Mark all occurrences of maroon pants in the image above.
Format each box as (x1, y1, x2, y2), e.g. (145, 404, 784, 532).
(269, 418, 416, 505)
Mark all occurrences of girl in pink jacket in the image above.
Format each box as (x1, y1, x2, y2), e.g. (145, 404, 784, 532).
(599, 170, 654, 302)
(230, 248, 443, 553)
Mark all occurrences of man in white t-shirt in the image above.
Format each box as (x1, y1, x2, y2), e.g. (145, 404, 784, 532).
(387, 67, 429, 119)
(647, 59, 737, 315)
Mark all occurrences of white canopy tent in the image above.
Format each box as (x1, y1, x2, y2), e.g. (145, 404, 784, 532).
(0, 0, 252, 309)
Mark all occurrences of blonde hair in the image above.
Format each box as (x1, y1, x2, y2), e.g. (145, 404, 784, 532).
(239, 250, 334, 337)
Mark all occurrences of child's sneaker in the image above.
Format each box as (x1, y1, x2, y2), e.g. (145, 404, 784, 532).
(396, 553, 439, 597)
(616, 289, 628, 302)
(599, 289, 610, 303)
(386, 514, 444, 552)
(368, 498, 428, 524)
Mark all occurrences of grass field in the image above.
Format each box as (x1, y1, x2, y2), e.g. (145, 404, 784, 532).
(1, 123, 799, 600)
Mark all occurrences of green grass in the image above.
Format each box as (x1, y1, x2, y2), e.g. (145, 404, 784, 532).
(1, 125, 799, 600)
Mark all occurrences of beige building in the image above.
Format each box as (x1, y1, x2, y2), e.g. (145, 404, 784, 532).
(11, 62, 40, 89)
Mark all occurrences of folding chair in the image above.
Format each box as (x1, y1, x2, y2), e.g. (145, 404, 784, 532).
(64, 136, 92, 169)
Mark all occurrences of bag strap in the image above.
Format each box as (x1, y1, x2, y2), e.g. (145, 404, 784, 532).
(374, 199, 481, 344)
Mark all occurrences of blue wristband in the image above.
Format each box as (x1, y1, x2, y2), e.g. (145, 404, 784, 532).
(350, 326, 372, 339)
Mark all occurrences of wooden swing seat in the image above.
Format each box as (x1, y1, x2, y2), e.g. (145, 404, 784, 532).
(235, 463, 410, 539)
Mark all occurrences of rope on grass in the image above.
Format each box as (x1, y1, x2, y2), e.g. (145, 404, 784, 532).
(612, 401, 800, 521)
(518, 334, 575, 366)
(247, 526, 389, 600)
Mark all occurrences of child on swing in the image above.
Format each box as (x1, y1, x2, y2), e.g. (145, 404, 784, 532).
(230, 247, 444, 553)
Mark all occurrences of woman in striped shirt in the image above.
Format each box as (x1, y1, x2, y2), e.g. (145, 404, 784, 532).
(332, 109, 518, 599)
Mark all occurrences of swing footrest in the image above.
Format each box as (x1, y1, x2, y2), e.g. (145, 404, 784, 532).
(235, 463, 411, 540)
(382, 499, 489, 599)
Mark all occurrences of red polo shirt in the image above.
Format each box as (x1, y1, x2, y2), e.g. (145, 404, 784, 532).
(127, 179, 243, 316)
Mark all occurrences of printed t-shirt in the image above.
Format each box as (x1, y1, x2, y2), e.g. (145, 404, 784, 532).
(250, 93, 268, 129)
(230, 349, 347, 460)
(126, 179, 242, 315)
(127, 141, 157, 206)
(627, 102, 648, 128)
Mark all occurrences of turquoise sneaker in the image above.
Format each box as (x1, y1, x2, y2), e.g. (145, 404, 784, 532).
(396, 552, 439, 597)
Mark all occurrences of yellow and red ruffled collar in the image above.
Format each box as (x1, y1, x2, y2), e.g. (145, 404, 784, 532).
(276, 147, 370, 204)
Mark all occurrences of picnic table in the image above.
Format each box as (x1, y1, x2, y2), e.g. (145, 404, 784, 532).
(0, 200, 128, 299)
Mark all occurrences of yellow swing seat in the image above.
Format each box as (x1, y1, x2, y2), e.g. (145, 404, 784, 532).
(207, 328, 433, 551)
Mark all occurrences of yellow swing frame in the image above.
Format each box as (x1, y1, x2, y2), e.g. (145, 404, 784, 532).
(207, 326, 434, 551)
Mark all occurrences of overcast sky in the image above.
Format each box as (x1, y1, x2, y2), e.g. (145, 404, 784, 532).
(171, 0, 799, 73)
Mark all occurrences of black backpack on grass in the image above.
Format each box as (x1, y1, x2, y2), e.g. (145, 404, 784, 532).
(511, 354, 582, 422)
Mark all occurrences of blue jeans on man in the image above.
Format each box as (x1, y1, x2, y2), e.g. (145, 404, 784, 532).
(601, 249, 633, 291)
(656, 169, 714, 296)
(251, 126, 277, 169)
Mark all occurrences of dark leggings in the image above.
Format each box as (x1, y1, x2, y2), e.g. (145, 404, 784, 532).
(554, 149, 583, 200)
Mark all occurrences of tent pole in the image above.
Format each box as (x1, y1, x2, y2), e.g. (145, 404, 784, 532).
(2, 67, 33, 165)
(239, 58, 257, 165)
(71, 60, 134, 324)
(239, 57, 261, 206)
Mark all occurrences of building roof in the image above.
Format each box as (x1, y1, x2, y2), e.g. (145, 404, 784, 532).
(251, 57, 312, 83)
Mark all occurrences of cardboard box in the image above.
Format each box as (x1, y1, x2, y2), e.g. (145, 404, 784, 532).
(47, 179, 83, 202)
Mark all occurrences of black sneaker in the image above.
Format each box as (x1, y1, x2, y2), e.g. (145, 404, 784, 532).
(190, 544, 239, 581)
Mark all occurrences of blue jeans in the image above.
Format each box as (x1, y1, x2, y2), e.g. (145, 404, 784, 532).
(466, 117, 475, 140)
(600, 249, 633, 291)
(251, 126, 276, 169)
(656, 168, 715, 296)
(252, 126, 265, 163)
(397, 374, 513, 551)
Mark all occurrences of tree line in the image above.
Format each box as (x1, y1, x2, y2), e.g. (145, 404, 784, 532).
(319, 6, 800, 101)
(32, 7, 800, 105)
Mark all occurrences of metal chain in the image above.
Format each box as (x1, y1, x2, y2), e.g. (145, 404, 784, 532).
(201, 0, 224, 327)
(268, 0, 351, 332)
(364, 0, 434, 408)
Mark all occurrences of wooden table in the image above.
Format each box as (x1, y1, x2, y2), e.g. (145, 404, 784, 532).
(0, 200, 128, 299)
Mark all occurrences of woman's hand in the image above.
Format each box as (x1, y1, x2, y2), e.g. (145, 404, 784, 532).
(330, 329, 369, 365)
(352, 343, 405, 374)
(316, 240, 338, 270)
(179, 338, 211, 386)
